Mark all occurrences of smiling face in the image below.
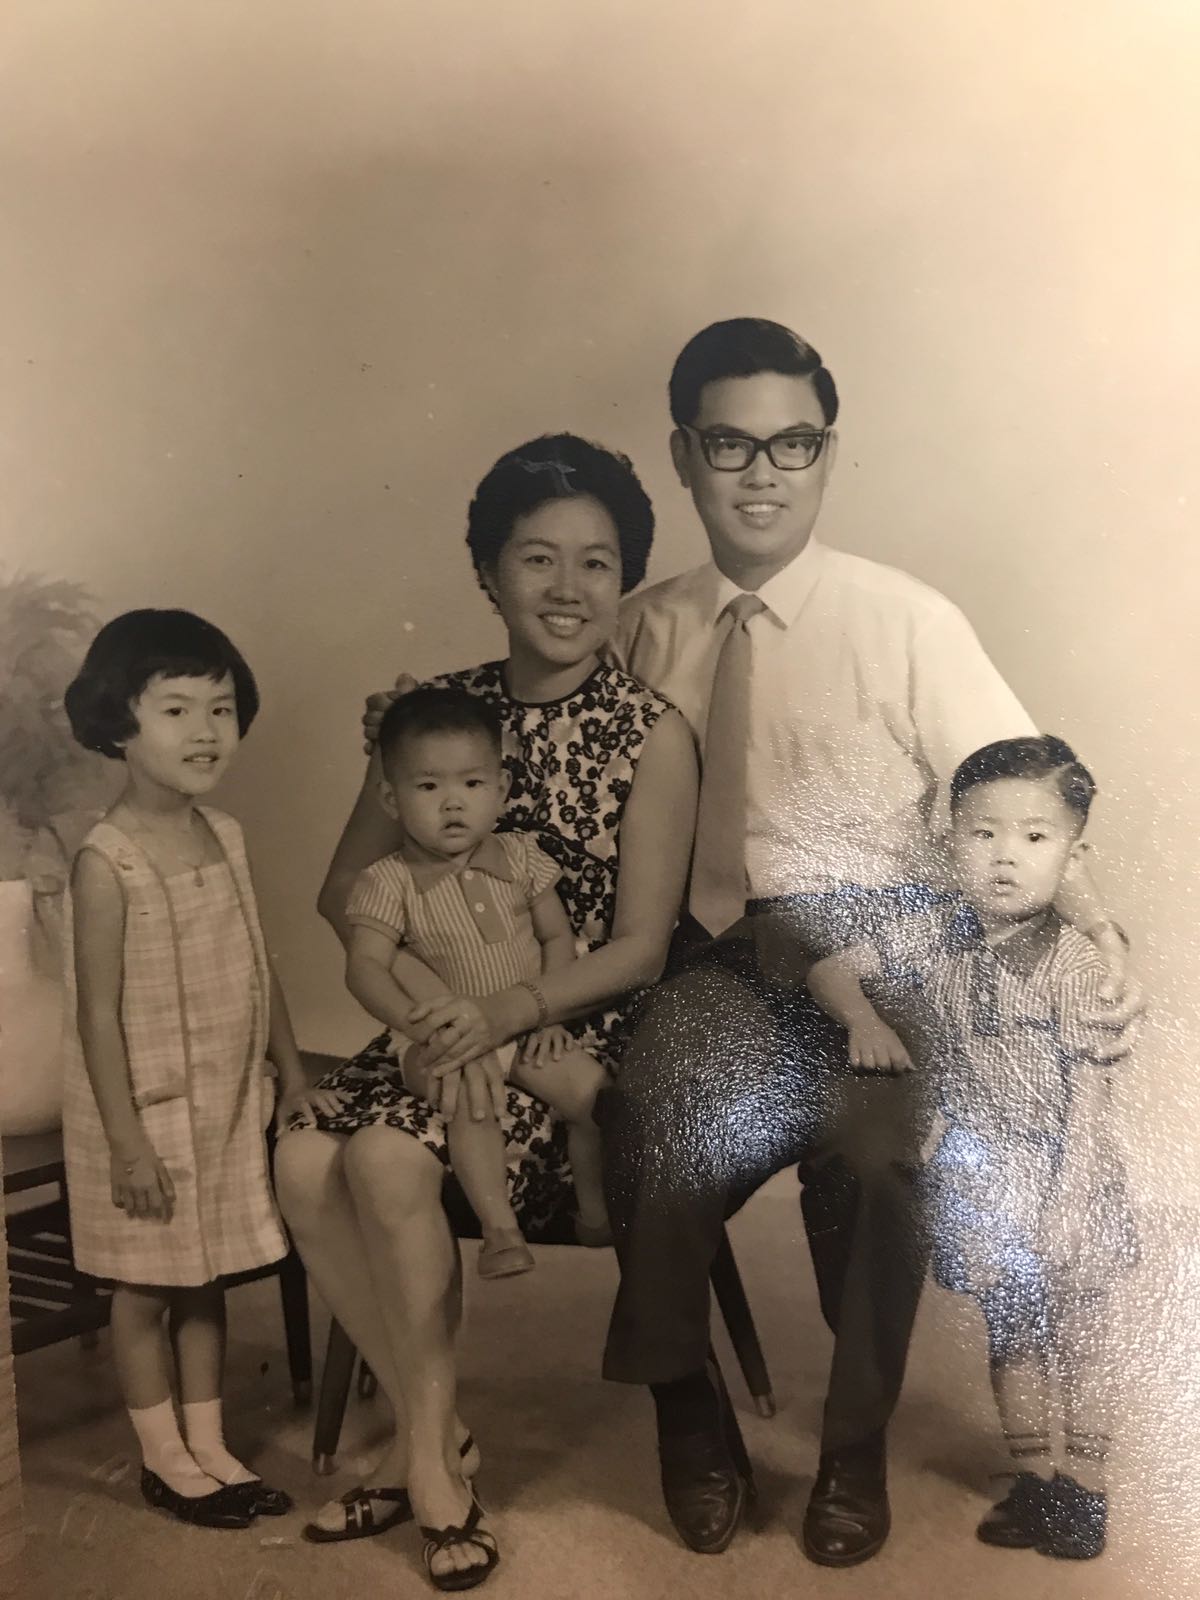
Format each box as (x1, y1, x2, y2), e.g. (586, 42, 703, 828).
(484, 494, 624, 681)
(381, 728, 507, 863)
(950, 776, 1085, 929)
(671, 370, 835, 587)
(120, 672, 240, 800)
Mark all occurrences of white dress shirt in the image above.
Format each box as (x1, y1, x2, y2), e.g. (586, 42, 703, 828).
(610, 537, 1036, 897)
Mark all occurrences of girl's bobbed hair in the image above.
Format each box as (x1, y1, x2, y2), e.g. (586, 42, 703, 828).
(64, 608, 259, 760)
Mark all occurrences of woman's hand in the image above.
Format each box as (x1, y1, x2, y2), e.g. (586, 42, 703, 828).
(402, 1037, 509, 1122)
(361, 672, 419, 754)
(110, 1140, 175, 1222)
(410, 993, 506, 1066)
(275, 1084, 347, 1131)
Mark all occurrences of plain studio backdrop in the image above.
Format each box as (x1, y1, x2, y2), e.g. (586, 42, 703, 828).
(2, 4, 1197, 1216)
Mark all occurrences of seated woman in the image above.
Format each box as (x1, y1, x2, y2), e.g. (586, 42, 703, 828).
(275, 433, 696, 1591)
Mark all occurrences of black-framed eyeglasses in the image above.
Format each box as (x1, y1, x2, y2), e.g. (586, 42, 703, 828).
(681, 423, 828, 473)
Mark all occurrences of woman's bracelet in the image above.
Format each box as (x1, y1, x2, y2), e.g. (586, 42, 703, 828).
(515, 978, 549, 1030)
(1082, 918, 1130, 949)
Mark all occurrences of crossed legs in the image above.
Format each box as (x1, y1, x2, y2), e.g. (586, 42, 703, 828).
(276, 1126, 488, 1581)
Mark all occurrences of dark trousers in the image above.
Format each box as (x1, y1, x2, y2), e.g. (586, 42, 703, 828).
(599, 912, 934, 1455)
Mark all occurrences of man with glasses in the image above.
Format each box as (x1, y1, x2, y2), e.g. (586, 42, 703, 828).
(601, 317, 1131, 1564)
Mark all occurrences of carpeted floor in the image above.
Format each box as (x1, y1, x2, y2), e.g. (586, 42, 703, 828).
(12, 1175, 1200, 1600)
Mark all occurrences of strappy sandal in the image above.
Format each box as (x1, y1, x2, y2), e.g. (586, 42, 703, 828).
(302, 1435, 476, 1544)
(420, 1497, 499, 1592)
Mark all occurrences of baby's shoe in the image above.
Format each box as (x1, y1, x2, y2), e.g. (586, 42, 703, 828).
(478, 1228, 535, 1279)
(976, 1471, 1048, 1548)
(1037, 1474, 1107, 1561)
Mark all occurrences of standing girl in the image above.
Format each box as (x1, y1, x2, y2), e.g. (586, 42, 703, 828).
(62, 609, 336, 1528)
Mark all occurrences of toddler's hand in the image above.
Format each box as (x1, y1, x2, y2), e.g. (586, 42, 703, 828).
(110, 1142, 176, 1222)
(362, 673, 419, 754)
(518, 1025, 573, 1069)
(847, 1016, 913, 1074)
(276, 1085, 347, 1131)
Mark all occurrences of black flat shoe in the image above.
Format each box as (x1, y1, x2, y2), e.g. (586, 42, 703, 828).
(803, 1450, 890, 1568)
(219, 1478, 294, 1517)
(976, 1471, 1047, 1549)
(140, 1467, 254, 1529)
(656, 1371, 749, 1555)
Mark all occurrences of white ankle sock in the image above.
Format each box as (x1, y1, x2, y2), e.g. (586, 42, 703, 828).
(181, 1399, 257, 1486)
(129, 1400, 220, 1499)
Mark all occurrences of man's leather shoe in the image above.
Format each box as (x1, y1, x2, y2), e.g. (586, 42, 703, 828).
(802, 1452, 890, 1567)
(658, 1421, 747, 1554)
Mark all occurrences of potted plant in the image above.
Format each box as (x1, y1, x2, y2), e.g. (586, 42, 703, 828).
(0, 573, 113, 1135)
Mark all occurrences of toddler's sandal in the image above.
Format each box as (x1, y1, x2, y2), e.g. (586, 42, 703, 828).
(477, 1231, 534, 1279)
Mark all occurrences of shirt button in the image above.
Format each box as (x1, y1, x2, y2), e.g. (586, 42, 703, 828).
(463, 870, 473, 880)
(474, 903, 486, 914)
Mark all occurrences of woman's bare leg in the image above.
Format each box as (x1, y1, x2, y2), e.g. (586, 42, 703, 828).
(276, 1127, 474, 1503)
(343, 1125, 493, 1581)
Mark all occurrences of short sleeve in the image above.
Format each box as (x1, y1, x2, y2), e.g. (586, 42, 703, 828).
(345, 860, 409, 945)
(910, 603, 1037, 785)
(507, 834, 561, 905)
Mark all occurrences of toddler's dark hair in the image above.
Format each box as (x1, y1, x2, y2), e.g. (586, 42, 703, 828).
(669, 318, 840, 428)
(466, 433, 654, 597)
(950, 735, 1096, 827)
(64, 609, 258, 760)
(377, 687, 502, 770)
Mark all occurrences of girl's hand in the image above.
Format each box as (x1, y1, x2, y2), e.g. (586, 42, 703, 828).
(362, 673, 419, 754)
(847, 1016, 913, 1074)
(110, 1143, 175, 1222)
(518, 1025, 573, 1069)
(411, 995, 499, 1067)
(276, 1085, 347, 1131)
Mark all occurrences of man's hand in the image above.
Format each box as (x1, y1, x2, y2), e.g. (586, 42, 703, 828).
(847, 1015, 913, 1074)
(362, 672, 419, 754)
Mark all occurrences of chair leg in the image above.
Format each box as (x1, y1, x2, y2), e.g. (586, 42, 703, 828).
(312, 1319, 358, 1475)
(708, 1344, 756, 1496)
(277, 1248, 313, 1406)
(710, 1228, 776, 1417)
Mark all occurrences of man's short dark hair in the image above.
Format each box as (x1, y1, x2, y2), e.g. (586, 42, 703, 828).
(65, 609, 258, 760)
(378, 687, 502, 771)
(669, 318, 840, 428)
(950, 735, 1096, 827)
(466, 433, 654, 597)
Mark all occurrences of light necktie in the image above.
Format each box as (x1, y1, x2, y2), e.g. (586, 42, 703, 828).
(689, 592, 766, 936)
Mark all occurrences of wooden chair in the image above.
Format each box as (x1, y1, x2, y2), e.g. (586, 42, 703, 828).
(300, 1057, 776, 1473)
(3, 1127, 313, 1403)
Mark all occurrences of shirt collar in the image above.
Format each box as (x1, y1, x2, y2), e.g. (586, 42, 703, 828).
(946, 902, 1063, 974)
(707, 536, 826, 629)
(406, 833, 514, 895)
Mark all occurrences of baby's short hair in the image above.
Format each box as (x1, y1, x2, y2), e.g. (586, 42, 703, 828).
(950, 735, 1096, 827)
(377, 687, 502, 770)
(65, 608, 258, 760)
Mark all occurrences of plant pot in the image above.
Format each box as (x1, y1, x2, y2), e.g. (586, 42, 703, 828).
(0, 877, 66, 1136)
